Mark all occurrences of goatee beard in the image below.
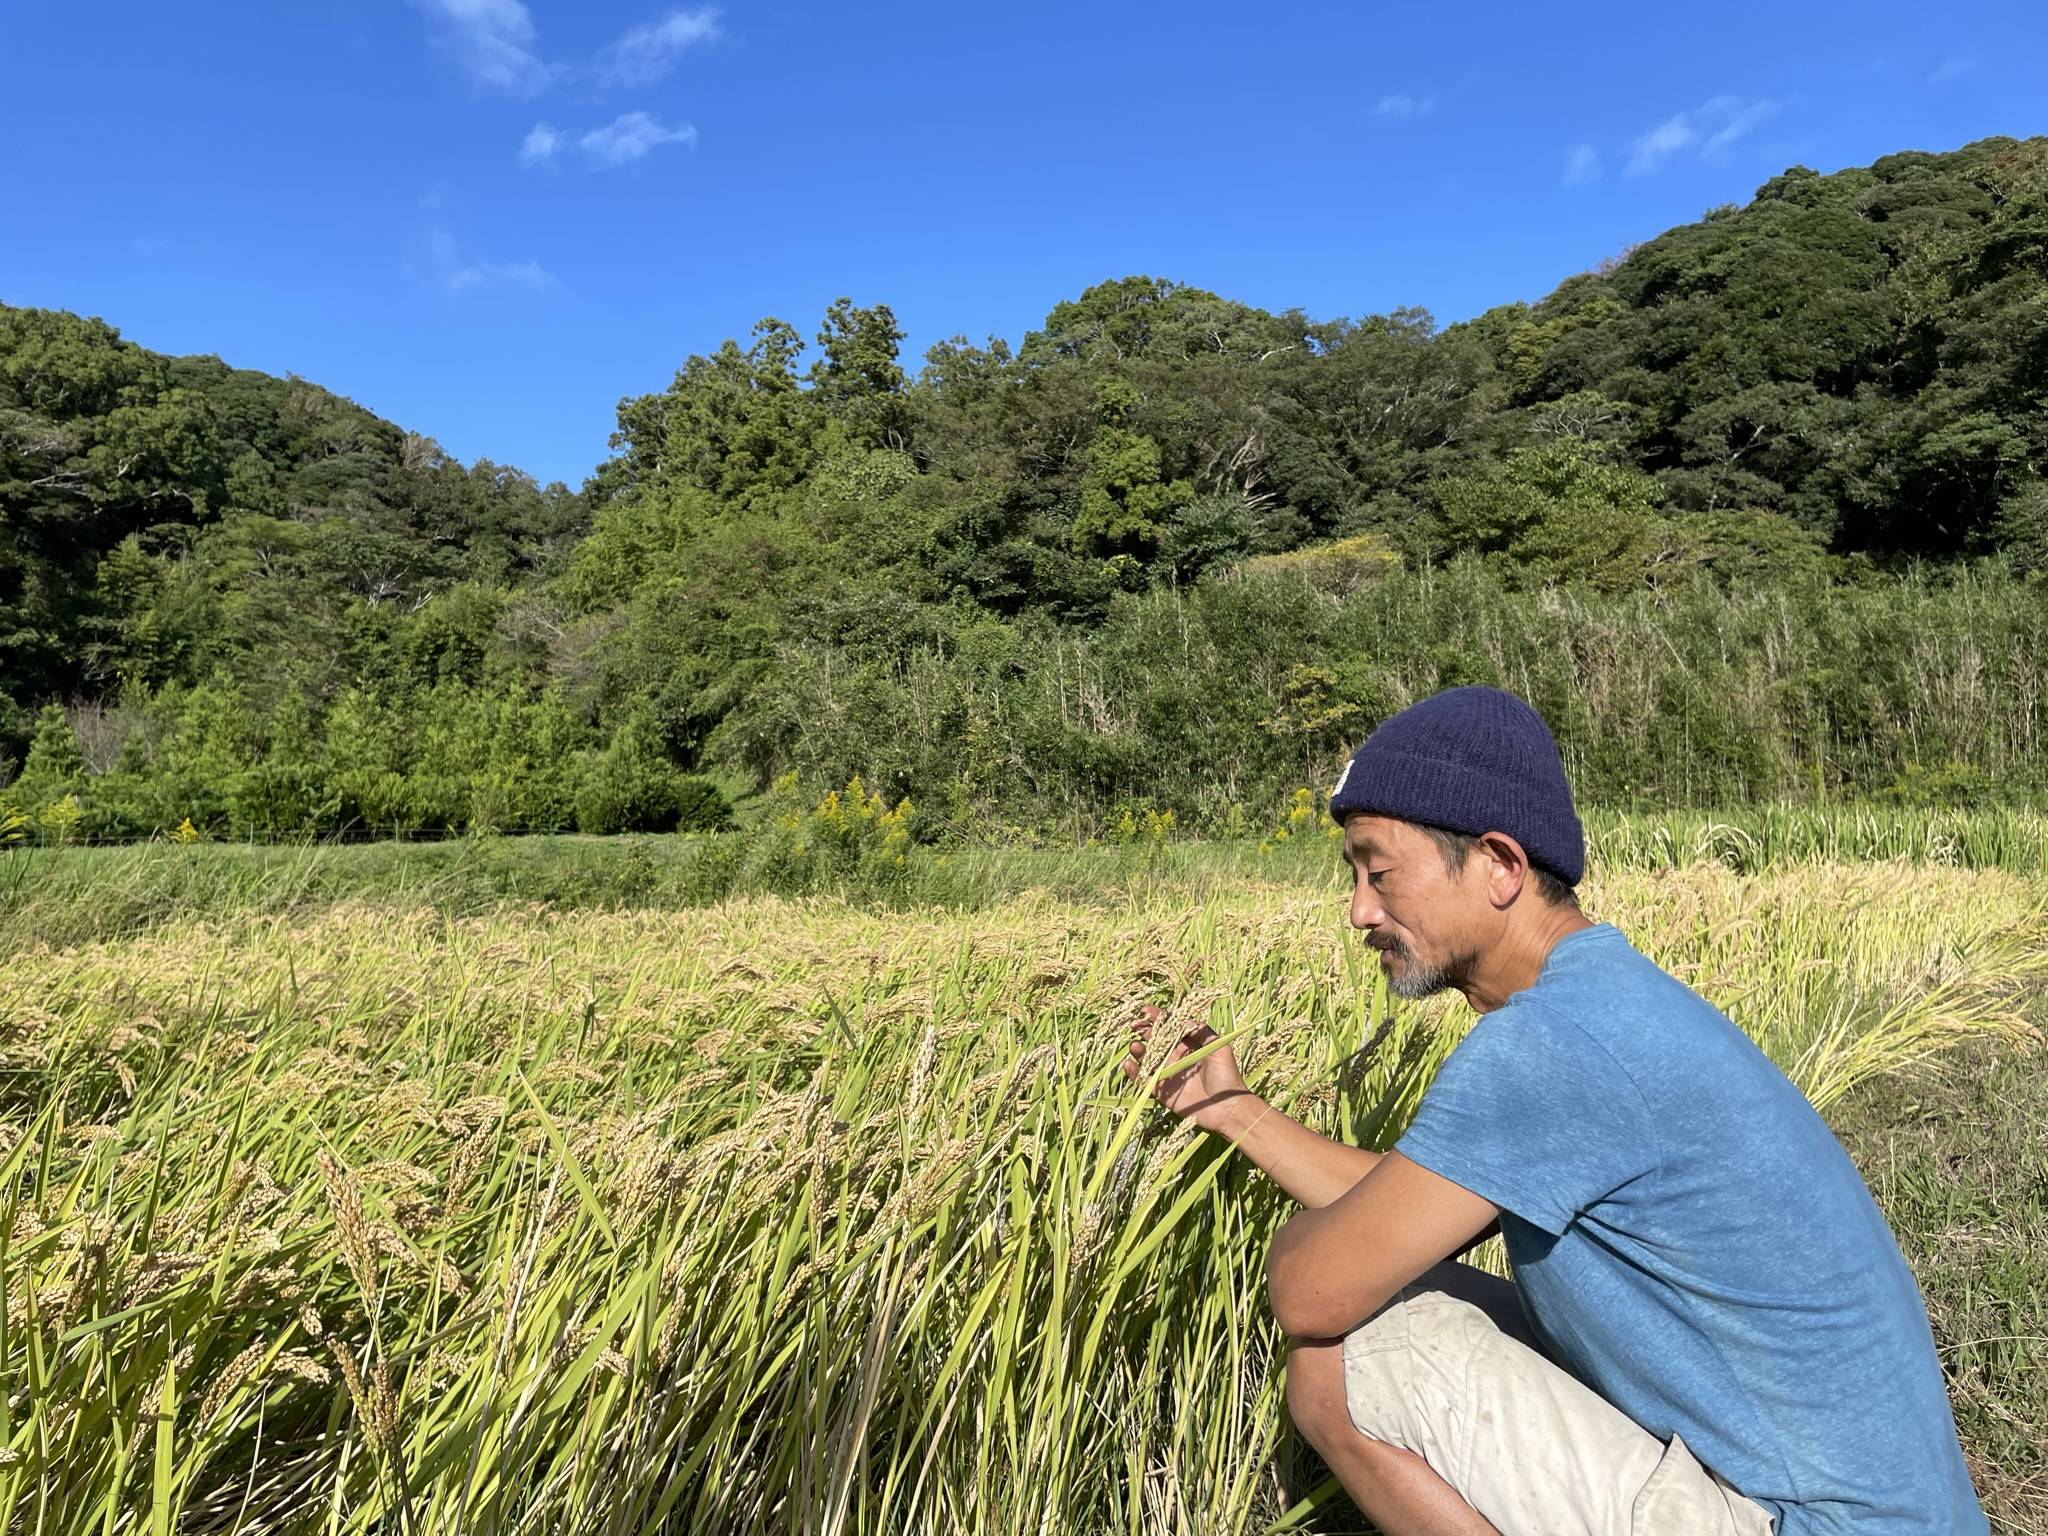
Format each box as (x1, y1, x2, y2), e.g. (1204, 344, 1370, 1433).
(1379, 937, 1473, 1001)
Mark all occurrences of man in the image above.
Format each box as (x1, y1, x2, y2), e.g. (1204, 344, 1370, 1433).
(1123, 685, 1983, 1535)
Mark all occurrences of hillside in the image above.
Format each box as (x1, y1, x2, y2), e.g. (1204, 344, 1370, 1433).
(3, 135, 2046, 836)
(0, 310, 584, 741)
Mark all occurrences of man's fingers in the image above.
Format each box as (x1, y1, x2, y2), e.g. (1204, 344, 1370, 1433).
(1127, 1007, 1211, 1113)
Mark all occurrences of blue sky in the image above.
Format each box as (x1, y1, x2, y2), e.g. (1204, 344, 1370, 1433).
(4, 1, 2043, 488)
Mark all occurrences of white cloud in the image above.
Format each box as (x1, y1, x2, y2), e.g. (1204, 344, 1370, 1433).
(469, 258, 553, 291)
(419, 4, 720, 116)
(427, 228, 556, 294)
(1627, 96, 1780, 176)
(1927, 56, 1974, 87)
(416, 0, 550, 93)
(1374, 93, 1435, 118)
(578, 111, 698, 169)
(594, 6, 721, 89)
(1698, 94, 1779, 156)
(519, 121, 562, 167)
(1626, 113, 1698, 176)
(519, 111, 700, 171)
(1564, 144, 1601, 186)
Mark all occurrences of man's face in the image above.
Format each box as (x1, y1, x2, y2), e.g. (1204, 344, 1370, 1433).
(1340, 815, 1486, 1000)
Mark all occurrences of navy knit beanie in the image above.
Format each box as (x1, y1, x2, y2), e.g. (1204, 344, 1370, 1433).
(1326, 686, 1585, 885)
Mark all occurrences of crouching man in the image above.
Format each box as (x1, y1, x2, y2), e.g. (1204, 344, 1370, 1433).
(1124, 686, 1984, 1535)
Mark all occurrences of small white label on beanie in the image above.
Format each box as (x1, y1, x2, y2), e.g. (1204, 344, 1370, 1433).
(1330, 758, 1353, 800)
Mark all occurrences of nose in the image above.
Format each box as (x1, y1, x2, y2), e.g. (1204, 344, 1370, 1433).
(1350, 881, 1386, 934)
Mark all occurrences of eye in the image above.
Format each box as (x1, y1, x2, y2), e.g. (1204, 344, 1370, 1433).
(1366, 867, 1389, 888)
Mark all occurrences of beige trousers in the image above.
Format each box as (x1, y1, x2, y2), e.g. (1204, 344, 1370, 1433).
(1342, 1262, 1777, 1536)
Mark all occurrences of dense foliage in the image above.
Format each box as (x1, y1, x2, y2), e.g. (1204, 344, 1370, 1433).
(4, 136, 2046, 839)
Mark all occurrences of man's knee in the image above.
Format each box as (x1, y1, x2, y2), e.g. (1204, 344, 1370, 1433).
(1284, 1337, 1366, 1454)
(1320, 1286, 1478, 1452)
(1286, 1278, 1512, 1457)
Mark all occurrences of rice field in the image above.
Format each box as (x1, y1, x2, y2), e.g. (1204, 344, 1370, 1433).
(3, 850, 2045, 1534)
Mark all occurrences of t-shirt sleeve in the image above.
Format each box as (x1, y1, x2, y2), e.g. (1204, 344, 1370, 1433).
(1393, 1000, 1661, 1236)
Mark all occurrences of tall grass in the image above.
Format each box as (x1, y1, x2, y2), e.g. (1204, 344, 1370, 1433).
(2, 859, 2042, 1533)
(726, 561, 2048, 830)
(9, 563, 2047, 850)
(5, 802, 2048, 956)
(1582, 803, 2048, 876)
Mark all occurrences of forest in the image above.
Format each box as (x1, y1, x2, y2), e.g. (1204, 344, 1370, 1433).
(4, 134, 2046, 842)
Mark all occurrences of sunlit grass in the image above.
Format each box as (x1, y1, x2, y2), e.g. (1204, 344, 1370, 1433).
(2, 859, 2042, 1533)
(5, 802, 2048, 961)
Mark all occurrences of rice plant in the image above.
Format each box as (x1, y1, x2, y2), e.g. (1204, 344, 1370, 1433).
(0, 859, 2041, 1534)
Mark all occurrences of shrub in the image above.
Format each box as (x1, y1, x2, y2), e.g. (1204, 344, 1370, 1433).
(746, 773, 918, 895)
(674, 775, 736, 833)
(1234, 534, 1401, 596)
(575, 703, 688, 834)
(1259, 786, 1341, 854)
(0, 796, 27, 848)
(9, 705, 88, 811)
(1875, 759, 2006, 809)
(331, 768, 414, 835)
(36, 793, 85, 847)
(227, 762, 331, 838)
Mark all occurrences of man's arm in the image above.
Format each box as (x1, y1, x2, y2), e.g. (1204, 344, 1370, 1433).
(1208, 1090, 1382, 1208)
(1123, 1011, 1381, 1205)
(1267, 1150, 1500, 1338)
(1122, 1024, 1507, 1302)
(1216, 1088, 1500, 1235)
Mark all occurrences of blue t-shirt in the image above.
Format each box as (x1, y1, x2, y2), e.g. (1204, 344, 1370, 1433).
(1394, 922, 1983, 1536)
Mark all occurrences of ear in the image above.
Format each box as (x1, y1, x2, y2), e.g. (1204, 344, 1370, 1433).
(1472, 831, 1532, 911)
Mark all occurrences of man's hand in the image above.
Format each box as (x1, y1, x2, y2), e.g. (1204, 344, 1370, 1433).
(1122, 1004, 1255, 1136)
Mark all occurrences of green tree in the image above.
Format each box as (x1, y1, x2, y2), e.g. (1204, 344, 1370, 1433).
(1431, 440, 1675, 591)
(9, 704, 88, 810)
(576, 700, 689, 834)
(1071, 379, 1193, 556)
(810, 298, 909, 449)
